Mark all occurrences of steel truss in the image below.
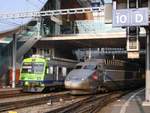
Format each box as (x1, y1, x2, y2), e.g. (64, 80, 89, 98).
(85, 50, 146, 54)
(0, 7, 103, 19)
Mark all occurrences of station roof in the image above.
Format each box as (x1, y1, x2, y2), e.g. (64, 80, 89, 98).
(0, 0, 47, 34)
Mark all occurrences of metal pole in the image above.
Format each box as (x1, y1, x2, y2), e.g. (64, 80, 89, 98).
(56, 66, 59, 80)
(12, 33, 16, 88)
(145, 28, 150, 102)
(37, 19, 41, 39)
(88, 48, 91, 60)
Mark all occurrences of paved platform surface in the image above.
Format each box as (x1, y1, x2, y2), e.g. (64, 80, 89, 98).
(98, 88, 150, 113)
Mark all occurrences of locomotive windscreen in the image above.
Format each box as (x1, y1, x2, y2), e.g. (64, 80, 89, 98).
(83, 65, 96, 70)
(22, 62, 44, 74)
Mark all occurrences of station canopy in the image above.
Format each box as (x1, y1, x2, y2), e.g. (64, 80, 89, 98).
(0, 0, 48, 34)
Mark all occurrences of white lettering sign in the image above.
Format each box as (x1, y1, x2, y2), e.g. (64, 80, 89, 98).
(135, 14, 143, 23)
(113, 8, 148, 27)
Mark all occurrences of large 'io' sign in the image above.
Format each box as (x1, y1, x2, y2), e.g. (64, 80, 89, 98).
(112, 8, 148, 27)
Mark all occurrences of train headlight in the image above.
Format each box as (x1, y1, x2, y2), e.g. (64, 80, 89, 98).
(25, 81, 29, 86)
(40, 84, 44, 87)
(81, 78, 84, 81)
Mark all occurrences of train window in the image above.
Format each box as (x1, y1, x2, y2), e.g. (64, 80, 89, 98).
(58, 67, 62, 76)
(83, 65, 96, 70)
(22, 68, 32, 73)
(49, 66, 53, 74)
(62, 67, 67, 76)
(32, 63, 44, 73)
(22, 63, 32, 73)
(22, 62, 44, 73)
(75, 65, 82, 69)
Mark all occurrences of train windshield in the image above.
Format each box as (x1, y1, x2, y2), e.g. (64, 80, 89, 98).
(75, 64, 96, 70)
(83, 65, 96, 70)
(22, 62, 44, 73)
(75, 65, 82, 69)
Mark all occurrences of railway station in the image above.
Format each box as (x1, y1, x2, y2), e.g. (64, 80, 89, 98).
(0, 0, 150, 113)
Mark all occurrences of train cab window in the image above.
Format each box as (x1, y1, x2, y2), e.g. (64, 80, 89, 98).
(75, 65, 82, 69)
(32, 63, 44, 73)
(22, 63, 32, 73)
(22, 62, 44, 73)
(83, 65, 96, 70)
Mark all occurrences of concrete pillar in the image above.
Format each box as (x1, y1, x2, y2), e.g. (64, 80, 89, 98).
(54, 0, 61, 35)
(143, 28, 150, 106)
(148, 0, 150, 10)
(88, 48, 92, 60)
(146, 28, 150, 101)
(37, 19, 41, 38)
(12, 33, 17, 88)
(142, 0, 150, 98)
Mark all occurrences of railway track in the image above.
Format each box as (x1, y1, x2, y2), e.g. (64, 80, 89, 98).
(0, 88, 23, 99)
(0, 90, 130, 113)
(0, 91, 72, 112)
(0, 92, 33, 99)
(46, 91, 128, 113)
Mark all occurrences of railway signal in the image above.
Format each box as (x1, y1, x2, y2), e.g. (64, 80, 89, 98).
(127, 26, 140, 59)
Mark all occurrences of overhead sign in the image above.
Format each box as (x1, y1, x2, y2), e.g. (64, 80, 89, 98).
(112, 8, 148, 27)
(128, 52, 139, 59)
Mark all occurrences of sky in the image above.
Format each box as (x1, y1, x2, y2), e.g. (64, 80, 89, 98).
(0, 0, 112, 34)
(104, 0, 112, 3)
(0, 0, 48, 33)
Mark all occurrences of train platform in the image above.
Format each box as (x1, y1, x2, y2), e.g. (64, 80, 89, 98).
(0, 87, 22, 96)
(99, 88, 150, 113)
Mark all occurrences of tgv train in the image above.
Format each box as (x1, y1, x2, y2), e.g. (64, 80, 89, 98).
(19, 55, 77, 92)
(65, 59, 144, 94)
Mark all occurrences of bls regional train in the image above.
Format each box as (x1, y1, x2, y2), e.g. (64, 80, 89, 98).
(19, 55, 77, 92)
(65, 59, 144, 94)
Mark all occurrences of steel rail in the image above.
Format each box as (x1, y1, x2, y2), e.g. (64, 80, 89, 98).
(46, 91, 130, 113)
(0, 91, 71, 112)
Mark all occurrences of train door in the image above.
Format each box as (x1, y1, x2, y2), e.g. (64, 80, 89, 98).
(53, 66, 59, 81)
(44, 65, 54, 84)
(53, 66, 66, 81)
(48, 66, 54, 80)
(58, 66, 63, 80)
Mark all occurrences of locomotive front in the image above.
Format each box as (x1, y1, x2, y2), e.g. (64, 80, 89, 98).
(20, 57, 46, 92)
(65, 62, 100, 94)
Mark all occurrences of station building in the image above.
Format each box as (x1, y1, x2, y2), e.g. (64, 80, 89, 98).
(0, 0, 149, 90)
